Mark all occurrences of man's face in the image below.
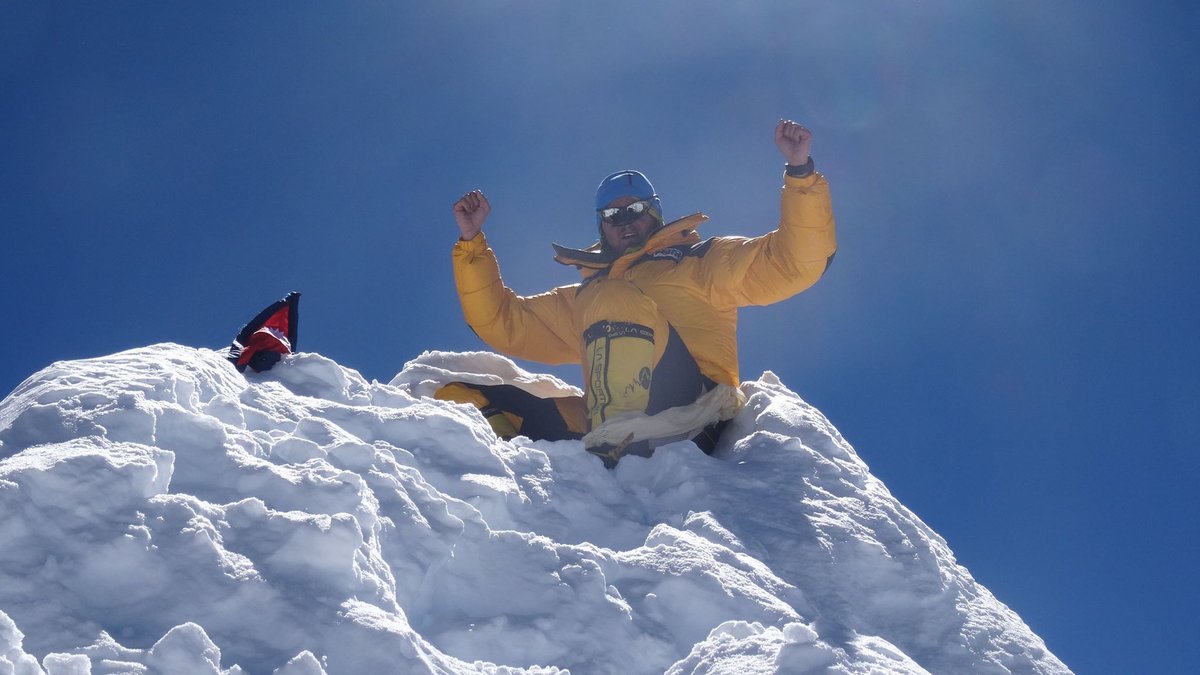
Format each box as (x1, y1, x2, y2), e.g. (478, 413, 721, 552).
(600, 196, 657, 255)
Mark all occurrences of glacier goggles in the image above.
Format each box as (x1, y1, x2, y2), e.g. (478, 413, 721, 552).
(598, 198, 657, 226)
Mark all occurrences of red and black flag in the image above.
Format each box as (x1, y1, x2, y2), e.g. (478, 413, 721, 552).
(227, 292, 300, 373)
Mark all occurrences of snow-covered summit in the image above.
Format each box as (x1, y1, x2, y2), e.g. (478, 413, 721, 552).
(0, 344, 1069, 674)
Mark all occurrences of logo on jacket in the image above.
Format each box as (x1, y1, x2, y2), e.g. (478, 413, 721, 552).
(650, 248, 684, 262)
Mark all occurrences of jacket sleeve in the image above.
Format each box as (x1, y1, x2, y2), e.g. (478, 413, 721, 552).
(705, 171, 837, 308)
(452, 233, 581, 365)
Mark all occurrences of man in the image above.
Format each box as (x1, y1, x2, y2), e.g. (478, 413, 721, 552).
(444, 120, 836, 466)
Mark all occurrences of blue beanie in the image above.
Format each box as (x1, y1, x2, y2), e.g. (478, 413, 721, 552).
(595, 170, 663, 230)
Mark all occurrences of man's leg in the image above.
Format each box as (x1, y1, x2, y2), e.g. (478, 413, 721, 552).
(577, 278, 671, 429)
(435, 382, 586, 441)
(577, 277, 716, 430)
(438, 279, 721, 459)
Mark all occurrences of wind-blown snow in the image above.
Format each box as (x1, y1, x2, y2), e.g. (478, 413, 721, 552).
(0, 344, 1069, 674)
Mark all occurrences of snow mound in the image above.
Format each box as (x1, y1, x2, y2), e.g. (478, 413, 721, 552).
(0, 345, 1069, 674)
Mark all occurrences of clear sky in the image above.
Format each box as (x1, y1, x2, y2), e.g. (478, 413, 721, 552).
(1, 2, 1196, 672)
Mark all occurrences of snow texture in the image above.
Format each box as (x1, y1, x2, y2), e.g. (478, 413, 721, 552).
(0, 345, 1070, 674)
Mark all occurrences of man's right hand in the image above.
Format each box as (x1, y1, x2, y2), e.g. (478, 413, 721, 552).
(453, 190, 490, 241)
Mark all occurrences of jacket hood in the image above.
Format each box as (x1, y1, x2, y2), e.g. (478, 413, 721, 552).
(553, 213, 708, 279)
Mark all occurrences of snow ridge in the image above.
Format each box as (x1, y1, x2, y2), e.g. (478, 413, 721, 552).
(0, 344, 1069, 674)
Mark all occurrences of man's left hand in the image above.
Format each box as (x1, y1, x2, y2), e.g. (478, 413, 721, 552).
(775, 119, 813, 167)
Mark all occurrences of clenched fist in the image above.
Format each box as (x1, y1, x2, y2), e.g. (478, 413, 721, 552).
(453, 190, 491, 241)
(775, 119, 813, 167)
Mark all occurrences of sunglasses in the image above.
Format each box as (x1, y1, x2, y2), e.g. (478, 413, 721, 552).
(598, 199, 657, 223)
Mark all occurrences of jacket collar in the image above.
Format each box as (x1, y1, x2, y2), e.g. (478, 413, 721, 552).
(553, 213, 708, 278)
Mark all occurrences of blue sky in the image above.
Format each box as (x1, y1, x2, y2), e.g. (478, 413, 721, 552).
(1, 2, 1196, 672)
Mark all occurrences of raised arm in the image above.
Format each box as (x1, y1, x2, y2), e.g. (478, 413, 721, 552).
(450, 191, 580, 365)
(706, 119, 837, 307)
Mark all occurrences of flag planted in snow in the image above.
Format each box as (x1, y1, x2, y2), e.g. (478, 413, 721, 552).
(0, 345, 1071, 674)
(227, 291, 300, 373)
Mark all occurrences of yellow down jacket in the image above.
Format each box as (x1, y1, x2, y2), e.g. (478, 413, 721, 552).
(452, 170, 837, 389)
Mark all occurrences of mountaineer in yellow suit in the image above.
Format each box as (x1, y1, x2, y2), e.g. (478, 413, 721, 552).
(442, 120, 837, 467)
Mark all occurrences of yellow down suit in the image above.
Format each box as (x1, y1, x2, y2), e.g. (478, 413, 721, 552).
(452, 170, 837, 448)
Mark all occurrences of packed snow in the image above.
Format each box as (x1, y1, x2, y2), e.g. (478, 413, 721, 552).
(0, 344, 1069, 674)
